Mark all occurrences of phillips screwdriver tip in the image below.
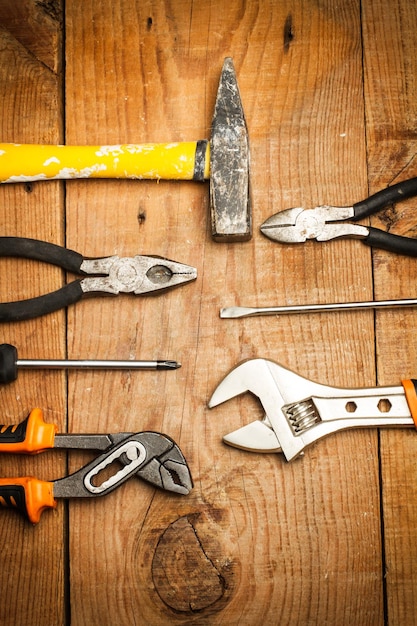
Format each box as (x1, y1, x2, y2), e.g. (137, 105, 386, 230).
(156, 360, 181, 370)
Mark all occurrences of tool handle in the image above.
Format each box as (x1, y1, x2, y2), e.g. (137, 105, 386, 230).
(0, 343, 18, 383)
(402, 379, 417, 427)
(0, 237, 84, 272)
(0, 477, 55, 523)
(0, 141, 210, 183)
(364, 227, 417, 257)
(0, 281, 84, 322)
(0, 408, 57, 453)
(353, 177, 417, 219)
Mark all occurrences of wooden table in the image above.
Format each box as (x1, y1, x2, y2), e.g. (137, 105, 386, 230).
(0, 1, 416, 624)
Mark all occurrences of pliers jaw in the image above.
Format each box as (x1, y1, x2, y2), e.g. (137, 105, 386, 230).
(0, 237, 197, 321)
(260, 205, 367, 243)
(128, 432, 193, 495)
(54, 431, 193, 498)
(0, 412, 193, 523)
(80, 255, 197, 296)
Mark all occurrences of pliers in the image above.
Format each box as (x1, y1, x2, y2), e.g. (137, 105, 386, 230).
(0, 408, 193, 523)
(0, 237, 197, 322)
(260, 177, 417, 256)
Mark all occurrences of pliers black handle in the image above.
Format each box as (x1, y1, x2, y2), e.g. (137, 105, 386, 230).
(261, 177, 417, 256)
(1, 237, 86, 321)
(0, 237, 197, 322)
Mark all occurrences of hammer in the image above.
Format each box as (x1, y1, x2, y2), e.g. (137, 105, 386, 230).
(0, 58, 251, 243)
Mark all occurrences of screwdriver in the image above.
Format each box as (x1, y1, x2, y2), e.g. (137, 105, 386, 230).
(0, 343, 180, 384)
(220, 297, 417, 318)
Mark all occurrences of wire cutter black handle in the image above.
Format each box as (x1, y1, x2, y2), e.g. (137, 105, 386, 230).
(0, 237, 85, 322)
(352, 177, 417, 256)
(364, 227, 417, 256)
(353, 177, 417, 220)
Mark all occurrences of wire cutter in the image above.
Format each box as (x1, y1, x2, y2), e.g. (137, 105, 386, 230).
(260, 177, 417, 256)
(0, 408, 193, 523)
(0, 237, 197, 322)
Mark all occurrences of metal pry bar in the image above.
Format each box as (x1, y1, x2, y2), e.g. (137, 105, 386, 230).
(208, 359, 417, 461)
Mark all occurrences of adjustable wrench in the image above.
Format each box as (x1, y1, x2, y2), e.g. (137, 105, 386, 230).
(208, 359, 417, 461)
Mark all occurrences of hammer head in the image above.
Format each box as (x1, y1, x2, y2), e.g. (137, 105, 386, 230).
(210, 58, 252, 242)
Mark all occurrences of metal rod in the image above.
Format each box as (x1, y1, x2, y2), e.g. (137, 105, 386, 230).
(220, 298, 417, 319)
(16, 359, 180, 371)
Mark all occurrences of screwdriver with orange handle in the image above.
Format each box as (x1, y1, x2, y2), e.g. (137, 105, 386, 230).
(0, 409, 193, 523)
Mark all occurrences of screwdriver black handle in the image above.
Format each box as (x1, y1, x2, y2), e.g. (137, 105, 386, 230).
(0, 343, 18, 383)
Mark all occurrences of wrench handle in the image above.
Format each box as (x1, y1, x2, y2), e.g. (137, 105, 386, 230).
(402, 379, 417, 426)
(0, 141, 210, 183)
(0, 477, 55, 523)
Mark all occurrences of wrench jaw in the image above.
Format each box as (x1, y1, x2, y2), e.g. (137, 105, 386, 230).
(208, 359, 333, 461)
(222, 416, 282, 453)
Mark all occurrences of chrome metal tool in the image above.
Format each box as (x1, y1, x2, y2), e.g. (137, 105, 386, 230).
(0, 409, 193, 523)
(0, 237, 196, 321)
(208, 359, 417, 461)
(0, 342, 180, 385)
(220, 298, 417, 319)
(261, 177, 417, 256)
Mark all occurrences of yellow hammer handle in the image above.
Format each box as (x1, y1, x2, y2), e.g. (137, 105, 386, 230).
(0, 141, 210, 183)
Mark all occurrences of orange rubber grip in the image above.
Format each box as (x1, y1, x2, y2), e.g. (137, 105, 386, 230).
(0, 408, 57, 453)
(402, 379, 417, 428)
(0, 477, 56, 523)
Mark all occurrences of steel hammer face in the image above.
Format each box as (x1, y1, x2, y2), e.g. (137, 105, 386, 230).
(210, 58, 252, 242)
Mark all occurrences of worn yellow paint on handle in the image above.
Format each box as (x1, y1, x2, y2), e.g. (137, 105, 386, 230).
(0, 142, 210, 183)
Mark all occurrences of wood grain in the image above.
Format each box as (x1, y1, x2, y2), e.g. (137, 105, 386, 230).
(363, 1, 417, 623)
(1, 1, 416, 624)
(0, 2, 66, 626)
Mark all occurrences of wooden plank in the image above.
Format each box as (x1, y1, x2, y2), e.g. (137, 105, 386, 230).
(64, 1, 382, 624)
(362, 1, 417, 623)
(0, 2, 65, 626)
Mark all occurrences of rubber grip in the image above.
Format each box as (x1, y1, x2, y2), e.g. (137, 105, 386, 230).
(0, 237, 84, 272)
(0, 280, 84, 321)
(353, 177, 417, 220)
(0, 142, 210, 183)
(0, 408, 57, 453)
(402, 379, 417, 428)
(364, 227, 417, 257)
(0, 343, 18, 383)
(0, 477, 56, 523)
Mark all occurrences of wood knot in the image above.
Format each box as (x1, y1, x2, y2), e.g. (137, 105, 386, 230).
(152, 514, 231, 613)
(137, 210, 146, 225)
(283, 14, 294, 53)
